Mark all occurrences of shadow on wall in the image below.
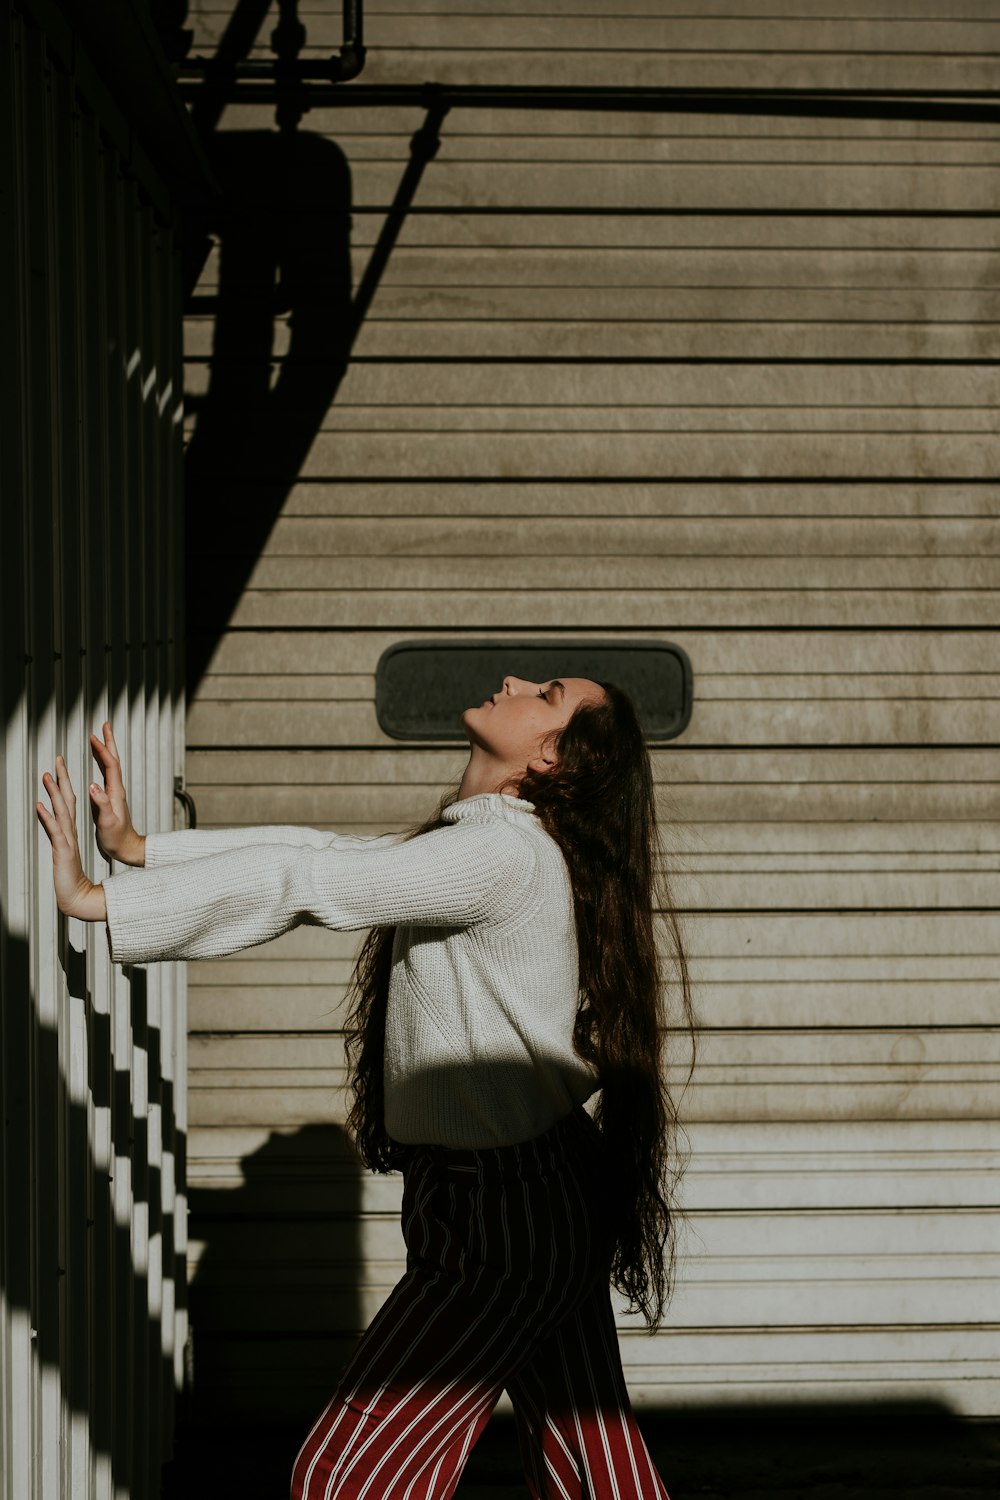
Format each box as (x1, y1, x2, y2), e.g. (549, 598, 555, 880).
(165, 1122, 363, 1494)
(0, 919, 183, 1498)
(182, 128, 353, 700)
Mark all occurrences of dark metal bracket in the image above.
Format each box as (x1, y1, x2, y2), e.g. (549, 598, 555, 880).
(174, 777, 198, 829)
(178, 0, 365, 88)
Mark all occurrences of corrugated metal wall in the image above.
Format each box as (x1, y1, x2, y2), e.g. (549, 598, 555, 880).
(1, 4, 188, 1497)
(180, 0, 1000, 1429)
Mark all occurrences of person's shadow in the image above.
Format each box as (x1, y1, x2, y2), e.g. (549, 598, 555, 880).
(165, 1122, 367, 1495)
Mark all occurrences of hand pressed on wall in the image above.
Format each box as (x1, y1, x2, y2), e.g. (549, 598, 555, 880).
(36, 755, 108, 923)
(89, 720, 145, 866)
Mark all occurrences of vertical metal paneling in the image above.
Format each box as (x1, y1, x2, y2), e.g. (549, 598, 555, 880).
(102, 116, 136, 1500)
(0, 5, 189, 1496)
(79, 97, 115, 1500)
(50, 55, 90, 1499)
(1, 15, 37, 1500)
(28, 30, 63, 1499)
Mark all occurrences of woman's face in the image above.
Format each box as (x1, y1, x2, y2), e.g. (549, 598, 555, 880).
(462, 674, 605, 769)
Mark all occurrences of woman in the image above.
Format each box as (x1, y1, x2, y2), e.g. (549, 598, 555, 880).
(37, 673, 693, 1499)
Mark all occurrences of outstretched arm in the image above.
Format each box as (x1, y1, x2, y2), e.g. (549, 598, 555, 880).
(103, 817, 537, 965)
(39, 750, 539, 963)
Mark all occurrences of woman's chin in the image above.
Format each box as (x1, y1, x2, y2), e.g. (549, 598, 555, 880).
(460, 705, 491, 746)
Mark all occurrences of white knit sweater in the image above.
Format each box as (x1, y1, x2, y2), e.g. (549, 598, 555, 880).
(103, 792, 598, 1148)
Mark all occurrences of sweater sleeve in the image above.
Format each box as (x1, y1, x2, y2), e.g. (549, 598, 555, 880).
(103, 818, 537, 965)
(144, 824, 406, 868)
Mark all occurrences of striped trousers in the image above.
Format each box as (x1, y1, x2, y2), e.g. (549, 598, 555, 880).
(290, 1106, 670, 1499)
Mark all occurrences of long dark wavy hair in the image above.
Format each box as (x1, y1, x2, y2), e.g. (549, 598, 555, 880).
(344, 680, 695, 1328)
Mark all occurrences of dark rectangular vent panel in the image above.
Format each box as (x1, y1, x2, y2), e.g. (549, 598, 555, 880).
(376, 640, 692, 742)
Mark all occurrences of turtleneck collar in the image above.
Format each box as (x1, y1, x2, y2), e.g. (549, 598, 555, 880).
(442, 792, 537, 825)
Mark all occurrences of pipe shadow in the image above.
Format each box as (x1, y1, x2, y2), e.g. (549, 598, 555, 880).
(181, 125, 354, 699)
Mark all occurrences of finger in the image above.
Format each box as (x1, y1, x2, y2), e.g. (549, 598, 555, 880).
(89, 738, 122, 793)
(93, 728, 125, 795)
(89, 734, 110, 765)
(35, 801, 57, 845)
(55, 755, 77, 819)
(37, 783, 70, 848)
(41, 770, 63, 819)
(88, 783, 114, 823)
(42, 770, 76, 842)
(104, 721, 121, 760)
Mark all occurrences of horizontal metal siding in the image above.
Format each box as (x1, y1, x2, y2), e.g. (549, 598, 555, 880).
(181, 1, 1000, 1425)
(0, 7, 188, 1497)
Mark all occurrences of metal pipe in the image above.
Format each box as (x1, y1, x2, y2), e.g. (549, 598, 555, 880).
(171, 77, 999, 126)
(178, 0, 365, 86)
(184, 0, 366, 135)
(331, 0, 365, 82)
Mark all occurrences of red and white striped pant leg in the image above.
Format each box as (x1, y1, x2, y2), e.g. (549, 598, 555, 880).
(290, 1125, 599, 1500)
(508, 1281, 670, 1500)
(288, 1264, 501, 1500)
